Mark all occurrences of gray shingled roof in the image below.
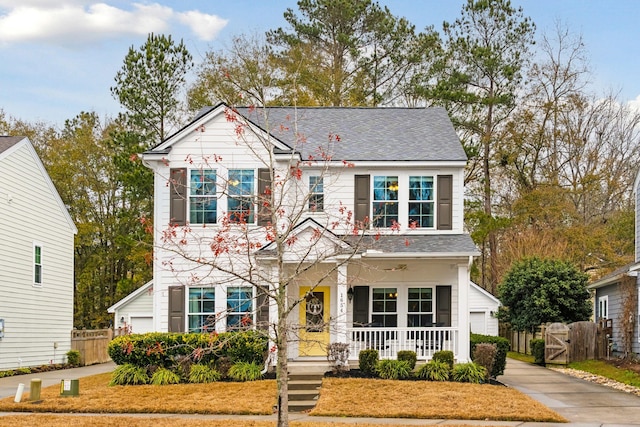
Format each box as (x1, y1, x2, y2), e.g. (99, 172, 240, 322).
(0, 136, 25, 154)
(235, 107, 466, 162)
(356, 234, 479, 255)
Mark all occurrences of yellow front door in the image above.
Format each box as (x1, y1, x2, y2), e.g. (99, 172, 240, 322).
(299, 286, 330, 356)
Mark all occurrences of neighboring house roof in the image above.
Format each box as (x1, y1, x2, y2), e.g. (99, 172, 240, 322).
(147, 103, 468, 163)
(470, 281, 501, 305)
(0, 136, 77, 234)
(587, 262, 639, 289)
(108, 281, 153, 313)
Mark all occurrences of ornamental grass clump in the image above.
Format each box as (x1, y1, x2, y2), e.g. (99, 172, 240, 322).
(376, 359, 412, 380)
(416, 359, 450, 381)
(452, 362, 486, 384)
(228, 361, 262, 382)
(110, 363, 149, 386)
(188, 364, 221, 383)
(151, 368, 181, 385)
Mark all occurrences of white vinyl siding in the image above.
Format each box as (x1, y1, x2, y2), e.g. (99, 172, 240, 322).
(0, 142, 75, 369)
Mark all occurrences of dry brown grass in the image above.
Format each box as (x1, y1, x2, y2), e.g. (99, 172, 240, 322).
(0, 373, 566, 423)
(311, 378, 566, 423)
(0, 414, 509, 427)
(0, 373, 276, 415)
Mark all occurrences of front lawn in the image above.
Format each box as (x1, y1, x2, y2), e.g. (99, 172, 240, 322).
(0, 372, 565, 423)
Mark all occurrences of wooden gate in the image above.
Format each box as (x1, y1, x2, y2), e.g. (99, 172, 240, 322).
(545, 323, 569, 364)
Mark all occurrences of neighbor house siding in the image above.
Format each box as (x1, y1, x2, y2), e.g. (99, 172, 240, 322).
(0, 143, 74, 370)
(595, 284, 626, 355)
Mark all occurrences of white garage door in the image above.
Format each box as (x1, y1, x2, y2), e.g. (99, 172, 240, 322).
(130, 316, 154, 333)
(470, 311, 487, 335)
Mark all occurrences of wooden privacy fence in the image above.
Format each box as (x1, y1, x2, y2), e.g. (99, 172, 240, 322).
(501, 321, 610, 364)
(499, 323, 546, 355)
(71, 329, 113, 366)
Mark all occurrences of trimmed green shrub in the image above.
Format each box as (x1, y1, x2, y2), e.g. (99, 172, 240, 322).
(376, 359, 412, 380)
(452, 362, 486, 384)
(16, 368, 31, 375)
(531, 338, 546, 365)
(228, 361, 262, 381)
(188, 364, 221, 383)
(472, 343, 497, 381)
(66, 350, 81, 366)
(432, 350, 454, 371)
(109, 363, 149, 385)
(150, 368, 181, 385)
(416, 360, 450, 381)
(397, 350, 417, 370)
(221, 330, 269, 365)
(470, 334, 509, 377)
(358, 349, 379, 375)
(107, 331, 268, 369)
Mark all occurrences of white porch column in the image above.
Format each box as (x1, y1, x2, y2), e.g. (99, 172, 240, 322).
(457, 259, 471, 362)
(336, 263, 348, 343)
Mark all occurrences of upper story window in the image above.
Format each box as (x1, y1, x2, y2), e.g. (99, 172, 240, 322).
(33, 244, 42, 286)
(409, 176, 434, 228)
(228, 169, 255, 223)
(189, 169, 217, 224)
(372, 176, 398, 227)
(309, 176, 324, 212)
(598, 295, 608, 320)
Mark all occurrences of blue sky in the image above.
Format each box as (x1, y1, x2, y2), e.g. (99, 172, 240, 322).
(1, 0, 639, 128)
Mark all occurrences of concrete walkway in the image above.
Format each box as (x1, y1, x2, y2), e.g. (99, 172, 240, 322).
(1, 358, 640, 426)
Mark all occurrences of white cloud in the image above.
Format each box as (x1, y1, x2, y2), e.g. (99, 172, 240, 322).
(177, 10, 228, 42)
(628, 94, 640, 113)
(0, 1, 227, 46)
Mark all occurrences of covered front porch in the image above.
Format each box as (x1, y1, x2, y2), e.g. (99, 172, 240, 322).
(287, 255, 474, 363)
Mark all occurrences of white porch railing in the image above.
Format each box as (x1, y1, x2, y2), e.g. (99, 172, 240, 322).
(347, 327, 459, 360)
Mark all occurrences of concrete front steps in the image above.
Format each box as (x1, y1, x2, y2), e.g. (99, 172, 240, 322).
(287, 361, 328, 413)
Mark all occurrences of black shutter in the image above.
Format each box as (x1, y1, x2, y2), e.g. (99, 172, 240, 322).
(170, 168, 187, 225)
(353, 286, 370, 326)
(257, 168, 271, 226)
(437, 175, 452, 230)
(436, 285, 451, 327)
(168, 286, 185, 332)
(256, 286, 270, 330)
(354, 175, 370, 228)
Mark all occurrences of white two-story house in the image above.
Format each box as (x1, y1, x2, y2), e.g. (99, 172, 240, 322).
(138, 103, 479, 362)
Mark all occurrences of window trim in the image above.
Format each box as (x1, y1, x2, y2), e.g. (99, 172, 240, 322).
(598, 295, 609, 320)
(187, 287, 216, 333)
(372, 175, 399, 228)
(33, 242, 42, 287)
(371, 287, 398, 327)
(408, 176, 435, 229)
(407, 287, 434, 327)
(309, 175, 324, 212)
(189, 169, 218, 225)
(227, 169, 256, 224)
(226, 285, 254, 330)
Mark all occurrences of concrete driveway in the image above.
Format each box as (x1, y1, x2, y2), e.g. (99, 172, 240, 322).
(501, 358, 640, 426)
(0, 362, 115, 399)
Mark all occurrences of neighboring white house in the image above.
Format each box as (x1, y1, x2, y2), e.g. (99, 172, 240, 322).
(108, 281, 154, 334)
(469, 282, 500, 336)
(0, 136, 77, 370)
(137, 104, 480, 362)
